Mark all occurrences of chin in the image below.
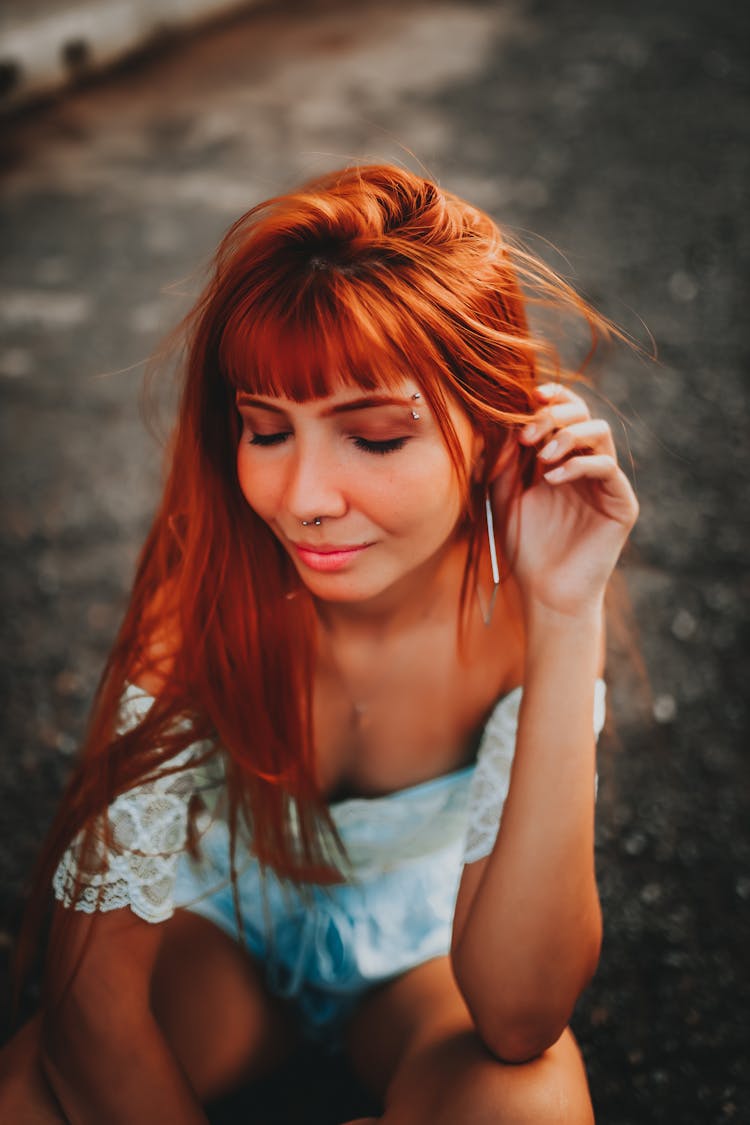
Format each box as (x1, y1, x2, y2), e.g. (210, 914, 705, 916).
(293, 568, 393, 605)
(301, 580, 379, 604)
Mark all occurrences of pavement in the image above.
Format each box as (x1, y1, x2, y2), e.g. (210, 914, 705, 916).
(1, 1, 748, 1122)
(0, 0, 266, 111)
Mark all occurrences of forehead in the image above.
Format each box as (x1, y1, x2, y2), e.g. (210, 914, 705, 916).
(236, 379, 419, 413)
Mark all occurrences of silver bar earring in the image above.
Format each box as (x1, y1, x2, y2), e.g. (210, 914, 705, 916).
(477, 492, 501, 626)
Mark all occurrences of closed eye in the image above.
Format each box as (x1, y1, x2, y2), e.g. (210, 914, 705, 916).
(248, 432, 290, 447)
(352, 436, 410, 455)
(247, 433, 409, 455)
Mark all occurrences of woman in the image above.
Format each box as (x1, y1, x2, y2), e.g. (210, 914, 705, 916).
(0, 164, 638, 1123)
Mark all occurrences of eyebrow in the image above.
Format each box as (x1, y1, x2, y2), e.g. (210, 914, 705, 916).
(235, 393, 414, 418)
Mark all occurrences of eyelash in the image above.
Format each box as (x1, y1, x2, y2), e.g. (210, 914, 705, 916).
(248, 433, 409, 456)
(353, 436, 408, 455)
(248, 432, 288, 447)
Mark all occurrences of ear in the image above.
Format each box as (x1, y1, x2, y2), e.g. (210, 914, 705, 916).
(469, 431, 486, 483)
(486, 430, 523, 514)
(469, 428, 516, 485)
(485, 429, 518, 483)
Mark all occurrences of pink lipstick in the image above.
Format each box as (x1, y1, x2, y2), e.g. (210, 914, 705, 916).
(292, 542, 372, 573)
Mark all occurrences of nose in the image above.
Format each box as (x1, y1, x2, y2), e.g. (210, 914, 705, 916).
(284, 435, 348, 526)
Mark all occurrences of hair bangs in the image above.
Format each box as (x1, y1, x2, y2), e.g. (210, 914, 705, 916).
(217, 271, 443, 404)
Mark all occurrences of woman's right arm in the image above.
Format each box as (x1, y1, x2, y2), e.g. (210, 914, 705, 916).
(41, 904, 208, 1124)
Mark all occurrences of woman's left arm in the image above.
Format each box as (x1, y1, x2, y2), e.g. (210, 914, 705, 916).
(451, 383, 639, 1063)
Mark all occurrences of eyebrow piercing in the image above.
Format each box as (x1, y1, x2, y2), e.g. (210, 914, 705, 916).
(411, 393, 421, 420)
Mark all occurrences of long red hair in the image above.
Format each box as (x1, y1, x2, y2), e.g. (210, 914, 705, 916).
(16, 164, 614, 997)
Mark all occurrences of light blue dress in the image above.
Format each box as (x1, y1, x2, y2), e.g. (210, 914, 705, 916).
(172, 764, 477, 1040)
(54, 681, 606, 1042)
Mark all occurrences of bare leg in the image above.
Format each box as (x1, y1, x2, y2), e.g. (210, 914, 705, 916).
(346, 957, 594, 1125)
(150, 909, 299, 1101)
(0, 908, 297, 1117)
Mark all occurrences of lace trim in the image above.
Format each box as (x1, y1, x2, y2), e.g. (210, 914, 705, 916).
(462, 679, 606, 865)
(52, 686, 218, 924)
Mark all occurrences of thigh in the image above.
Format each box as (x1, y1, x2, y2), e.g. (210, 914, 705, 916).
(345, 956, 593, 1125)
(151, 908, 299, 1102)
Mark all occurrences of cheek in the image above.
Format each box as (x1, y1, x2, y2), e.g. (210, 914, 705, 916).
(236, 447, 252, 505)
(379, 455, 464, 535)
(236, 447, 275, 517)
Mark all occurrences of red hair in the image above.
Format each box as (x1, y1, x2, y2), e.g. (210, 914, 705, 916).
(16, 164, 613, 997)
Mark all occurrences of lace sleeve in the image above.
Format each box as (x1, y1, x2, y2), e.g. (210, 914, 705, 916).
(52, 686, 220, 924)
(461, 679, 607, 866)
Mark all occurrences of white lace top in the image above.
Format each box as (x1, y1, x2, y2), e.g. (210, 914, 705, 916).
(52, 688, 222, 923)
(52, 680, 606, 922)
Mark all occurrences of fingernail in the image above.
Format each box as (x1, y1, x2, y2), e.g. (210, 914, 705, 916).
(537, 383, 560, 396)
(544, 465, 566, 481)
(539, 439, 558, 461)
(523, 424, 537, 440)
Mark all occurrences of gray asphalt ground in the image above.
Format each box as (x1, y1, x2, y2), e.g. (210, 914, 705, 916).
(1, 1, 748, 1122)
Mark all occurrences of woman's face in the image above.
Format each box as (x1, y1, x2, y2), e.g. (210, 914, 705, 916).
(236, 379, 482, 606)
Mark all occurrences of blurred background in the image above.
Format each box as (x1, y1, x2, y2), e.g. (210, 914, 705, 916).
(1, 1, 748, 1122)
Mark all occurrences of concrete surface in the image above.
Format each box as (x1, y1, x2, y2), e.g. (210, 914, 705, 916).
(0, 0, 265, 111)
(1, 0, 748, 1122)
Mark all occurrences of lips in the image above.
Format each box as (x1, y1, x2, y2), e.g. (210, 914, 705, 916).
(291, 540, 373, 573)
(293, 541, 365, 553)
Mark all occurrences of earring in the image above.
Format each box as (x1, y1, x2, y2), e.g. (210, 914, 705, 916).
(477, 491, 501, 627)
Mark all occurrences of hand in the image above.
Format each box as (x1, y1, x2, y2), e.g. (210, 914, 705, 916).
(494, 382, 639, 618)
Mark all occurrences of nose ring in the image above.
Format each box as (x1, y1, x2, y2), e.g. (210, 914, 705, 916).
(301, 518, 322, 526)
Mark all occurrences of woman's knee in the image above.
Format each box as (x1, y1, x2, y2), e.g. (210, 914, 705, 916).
(350, 960, 592, 1124)
(484, 1031, 595, 1125)
(384, 1026, 593, 1125)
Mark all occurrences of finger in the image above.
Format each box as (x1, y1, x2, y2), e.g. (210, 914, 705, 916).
(537, 419, 616, 465)
(535, 381, 572, 401)
(519, 400, 591, 445)
(544, 455, 639, 525)
(535, 382, 588, 408)
(542, 453, 620, 485)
